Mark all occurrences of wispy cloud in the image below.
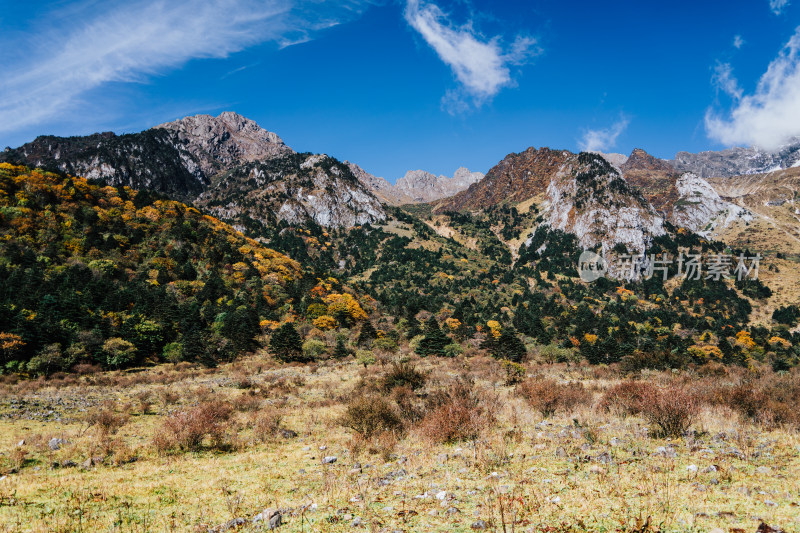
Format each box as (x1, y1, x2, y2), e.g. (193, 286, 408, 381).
(770, 0, 790, 14)
(733, 35, 745, 49)
(712, 62, 743, 100)
(0, 0, 372, 134)
(404, 0, 540, 112)
(579, 116, 630, 153)
(706, 27, 800, 150)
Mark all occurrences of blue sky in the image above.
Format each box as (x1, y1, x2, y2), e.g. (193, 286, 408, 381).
(2, 0, 800, 181)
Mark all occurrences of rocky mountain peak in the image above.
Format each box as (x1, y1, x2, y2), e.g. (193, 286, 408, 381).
(621, 148, 674, 173)
(393, 167, 484, 203)
(154, 112, 293, 176)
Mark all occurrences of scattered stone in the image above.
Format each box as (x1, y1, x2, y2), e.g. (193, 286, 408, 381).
(319, 445, 327, 451)
(48, 438, 66, 451)
(702, 465, 718, 473)
(764, 500, 778, 507)
(61, 460, 77, 468)
(435, 490, 447, 500)
(322, 456, 337, 464)
(253, 508, 282, 530)
(279, 429, 297, 439)
(471, 520, 488, 530)
(609, 437, 620, 446)
(547, 496, 561, 504)
(687, 464, 698, 473)
(445, 507, 460, 515)
(654, 446, 677, 458)
(427, 510, 437, 516)
(437, 453, 449, 463)
(594, 452, 612, 464)
(756, 466, 771, 474)
(555, 447, 567, 458)
(17, 440, 24, 447)
(757, 523, 786, 533)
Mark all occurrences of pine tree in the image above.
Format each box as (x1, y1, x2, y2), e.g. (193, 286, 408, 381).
(332, 337, 352, 359)
(269, 323, 304, 362)
(357, 321, 377, 347)
(489, 328, 526, 362)
(416, 317, 449, 357)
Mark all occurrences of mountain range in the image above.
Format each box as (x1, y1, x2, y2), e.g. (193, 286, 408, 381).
(3, 111, 799, 275)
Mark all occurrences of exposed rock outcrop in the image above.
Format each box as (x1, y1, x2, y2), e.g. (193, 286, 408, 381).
(672, 140, 800, 178)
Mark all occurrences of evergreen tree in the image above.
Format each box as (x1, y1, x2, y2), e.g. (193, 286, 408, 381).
(416, 317, 449, 357)
(357, 321, 377, 347)
(332, 337, 352, 359)
(269, 323, 304, 362)
(491, 328, 527, 362)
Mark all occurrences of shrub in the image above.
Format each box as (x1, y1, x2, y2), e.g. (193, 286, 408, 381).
(103, 338, 137, 368)
(501, 360, 526, 385)
(443, 343, 464, 358)
(420, 378, 497, 443)
(356, 349, 376, 368)
(302, 339, 327, 360)
(382, 362, 426, 392)
(639, 385, 699, 438)
(598, 381, 656, 416)
(86, 404, 129, 435)
(341, 395, 403, 438)
(162, 342, 184, 363)
(517, 378, 592, 418)
(372, 337, 398, 354)
(252, 406, 284, 442)
(153, 400, 233, 453)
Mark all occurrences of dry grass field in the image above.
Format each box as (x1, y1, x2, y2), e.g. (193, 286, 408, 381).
(0, 353, 798, 533)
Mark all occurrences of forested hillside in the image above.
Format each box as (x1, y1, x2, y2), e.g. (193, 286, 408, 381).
(0, 164, 303, 372)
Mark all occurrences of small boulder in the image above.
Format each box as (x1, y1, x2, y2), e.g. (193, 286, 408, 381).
(322, 456, 337, 464)
(471, 520, 488, 530)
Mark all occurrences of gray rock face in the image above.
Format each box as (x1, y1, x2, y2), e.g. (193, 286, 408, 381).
(345, 161, 415, 205)
(3, 112, 385, 229)
(198, 153, 385, 228)
(155, 111, 293, 176)
(538, 153, 665, 276)
(672, 140, 800, 178)
(670, 173, 752, 236)
(394, 167, 484, 203)
(345, 163, 484, 205)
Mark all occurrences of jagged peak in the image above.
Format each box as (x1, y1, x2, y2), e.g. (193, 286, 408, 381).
(621, 148, 674, 173)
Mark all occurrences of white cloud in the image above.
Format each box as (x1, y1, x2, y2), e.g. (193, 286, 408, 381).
(712, 62, 743, 100)
(706, 27, 800, 150)
(404, 0, 539, 111)
(733, 35, 745, 49)
(0, 0, 371, 134)
(770, 0, 790, 14)
(579, 116, 630, 153)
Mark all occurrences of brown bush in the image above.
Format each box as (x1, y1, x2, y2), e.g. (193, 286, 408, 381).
(725, 373, 800, 428)
(640, 385, 699, 438)
(598, 381, 656, 416)
(340, 394, 403, 438)
(419, 378, 498, 443)
(153, 400, 234, 453)
(252, 406, 284, 442)
(391, 385, 425, 424)
(86, 403, 129, 435)
(381, 362, 426, 392)
(517, 379, 592, 418)
(233, 391, 263, 412)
